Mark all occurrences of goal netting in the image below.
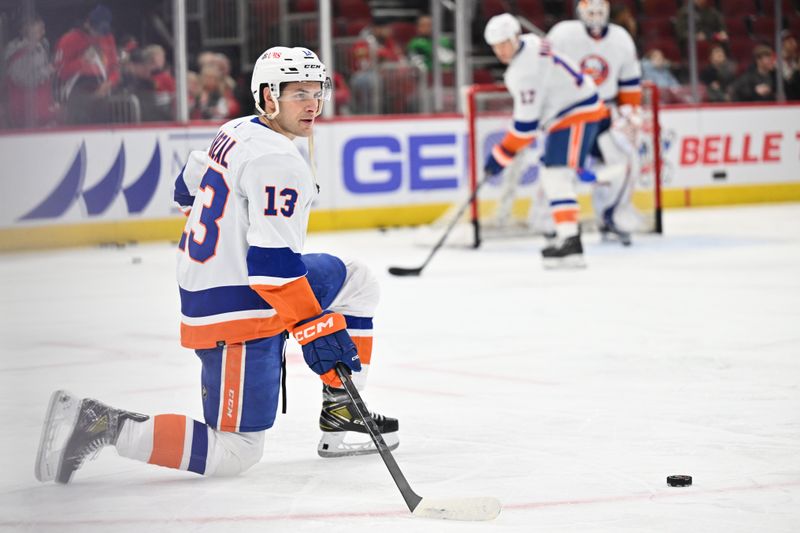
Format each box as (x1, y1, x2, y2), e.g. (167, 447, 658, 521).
(431, 81, 663, 248)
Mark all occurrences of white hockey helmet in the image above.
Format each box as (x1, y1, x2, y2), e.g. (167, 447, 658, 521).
(484, 13, 522, 45)
(576, 0, 610, 35)
(250, 46, 332, 118)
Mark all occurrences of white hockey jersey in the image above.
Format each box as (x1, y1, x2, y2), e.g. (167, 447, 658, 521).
(503, 33, 605, 141)
(175, 116, 323, 349)
(546, 21, 641, 106)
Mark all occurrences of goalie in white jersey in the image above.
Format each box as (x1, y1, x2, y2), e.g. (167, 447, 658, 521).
(35, 47, 398, 485)
(484, 14, 607, 267)
(547, 0, 643, 245)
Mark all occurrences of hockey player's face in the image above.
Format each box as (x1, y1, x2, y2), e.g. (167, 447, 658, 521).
(274, 81, 322, 138)
(492, 40, 517, 65)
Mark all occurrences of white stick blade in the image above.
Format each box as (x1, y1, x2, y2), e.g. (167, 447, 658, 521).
(412, 497, 501, 521)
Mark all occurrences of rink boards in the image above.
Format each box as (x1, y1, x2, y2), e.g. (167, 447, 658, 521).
(1, 103, 799, 250)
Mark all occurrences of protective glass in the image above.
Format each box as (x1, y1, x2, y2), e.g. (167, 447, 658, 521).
(278, 77, 332, 102)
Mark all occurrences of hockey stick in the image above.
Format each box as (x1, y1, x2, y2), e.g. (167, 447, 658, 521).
(387, 175, 490, 277)
(335, 364, 501, 521)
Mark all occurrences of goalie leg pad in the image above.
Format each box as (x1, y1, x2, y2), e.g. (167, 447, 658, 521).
(591, 129, 641, 241)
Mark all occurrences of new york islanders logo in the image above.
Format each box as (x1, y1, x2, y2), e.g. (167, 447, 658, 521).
(580, 54, 610, 86)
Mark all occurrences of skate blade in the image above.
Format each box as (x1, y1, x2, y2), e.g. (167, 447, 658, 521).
(317, 430, 399, 458)
(543, 255, 587, 270)
(601, 229, 632, 246)
(35, 390, 80, 482)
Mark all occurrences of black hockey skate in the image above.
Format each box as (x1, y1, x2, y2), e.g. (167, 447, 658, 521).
(317, 384, 399, 458)
(35, 390, 149, 484)
(599, 208, 632, 246)
(541, 234, 587, 269)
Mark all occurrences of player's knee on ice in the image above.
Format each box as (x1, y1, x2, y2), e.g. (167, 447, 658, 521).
(207, 431, 265, 476)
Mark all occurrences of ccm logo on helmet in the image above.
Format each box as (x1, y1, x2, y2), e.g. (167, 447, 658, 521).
(305, 64, 321, 69)
(295, 315, 336, 342)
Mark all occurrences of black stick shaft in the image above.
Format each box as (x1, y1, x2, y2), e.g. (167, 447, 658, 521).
(389, 176, 489, 276)
(335, 364, 422, 512)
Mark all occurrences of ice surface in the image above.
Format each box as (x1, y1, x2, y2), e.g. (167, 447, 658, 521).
(1, 204, 799, 532)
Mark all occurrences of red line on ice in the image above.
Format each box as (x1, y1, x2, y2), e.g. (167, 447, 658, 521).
(8, 480, 797, 528)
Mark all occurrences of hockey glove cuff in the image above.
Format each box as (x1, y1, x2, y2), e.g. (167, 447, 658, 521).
(484, 144, 515, 176)
(293, 311, 361, 387)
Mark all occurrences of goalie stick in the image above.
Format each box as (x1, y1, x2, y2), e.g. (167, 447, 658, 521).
(387, 175, 490, 277)
(335, 364, 501, 521)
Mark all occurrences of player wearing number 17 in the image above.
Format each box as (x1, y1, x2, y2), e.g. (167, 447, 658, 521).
(484, 14, 606, 268)
(35, 47, 398, 485)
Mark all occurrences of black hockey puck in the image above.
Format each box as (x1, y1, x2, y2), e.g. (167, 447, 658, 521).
(667, 475, 692, 487)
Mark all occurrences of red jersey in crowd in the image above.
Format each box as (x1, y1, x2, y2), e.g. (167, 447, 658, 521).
(54, 27, 120, 93)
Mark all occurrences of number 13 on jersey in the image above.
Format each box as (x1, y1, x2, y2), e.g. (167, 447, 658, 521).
(179, 167, 230, 263)
(179, 168, 300, 263)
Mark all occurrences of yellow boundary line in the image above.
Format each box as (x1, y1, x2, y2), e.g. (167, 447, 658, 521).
(2, 183, 799, 251)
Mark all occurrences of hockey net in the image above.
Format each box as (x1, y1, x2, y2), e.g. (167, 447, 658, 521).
(448, 81, 663, 248)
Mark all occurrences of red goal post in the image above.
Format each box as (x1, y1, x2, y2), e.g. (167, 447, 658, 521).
(464, 81, 663, 248)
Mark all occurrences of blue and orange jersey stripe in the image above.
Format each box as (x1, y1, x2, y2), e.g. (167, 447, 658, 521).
(180, 246, 325, 349)
(617, 77, 642, 106)
(549, 94, 607, 132)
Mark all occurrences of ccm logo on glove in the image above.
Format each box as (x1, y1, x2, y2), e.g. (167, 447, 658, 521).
(294, 313, 347, 344)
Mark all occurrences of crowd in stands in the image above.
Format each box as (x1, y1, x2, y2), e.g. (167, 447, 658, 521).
(614, 0, 800, 102)
(0, 3, 244, 129)
(1, 0, 799, 129)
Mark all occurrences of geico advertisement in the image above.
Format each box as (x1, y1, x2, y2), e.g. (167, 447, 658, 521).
(658, 105, 800, 187)
(0, 119, 473, 229)
(2, 105, 799, 229)
(315, 117, 469, 207)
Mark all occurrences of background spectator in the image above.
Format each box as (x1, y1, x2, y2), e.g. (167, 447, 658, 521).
(194, 63, 230, 120)
(186, 70, 203, 119)
(642, 48, 681, 90)
(730, 44, 776, 102)
(213, 53, 240, 117)
(120, 48, 168, 121)
(196, 51, 239, 119)
(351, 19, 406, 71)
(779, 31, 800, 100)
(349, 19, 407, 114)
(143, 44, 176, 119)
(53, 4, 120, 124)
(406, 14, 455, 71)
(3, 15, 56, 128)
(333, 71, 352, 115)
(675, 0, 728, 51)
(700, 43, 737, 102)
